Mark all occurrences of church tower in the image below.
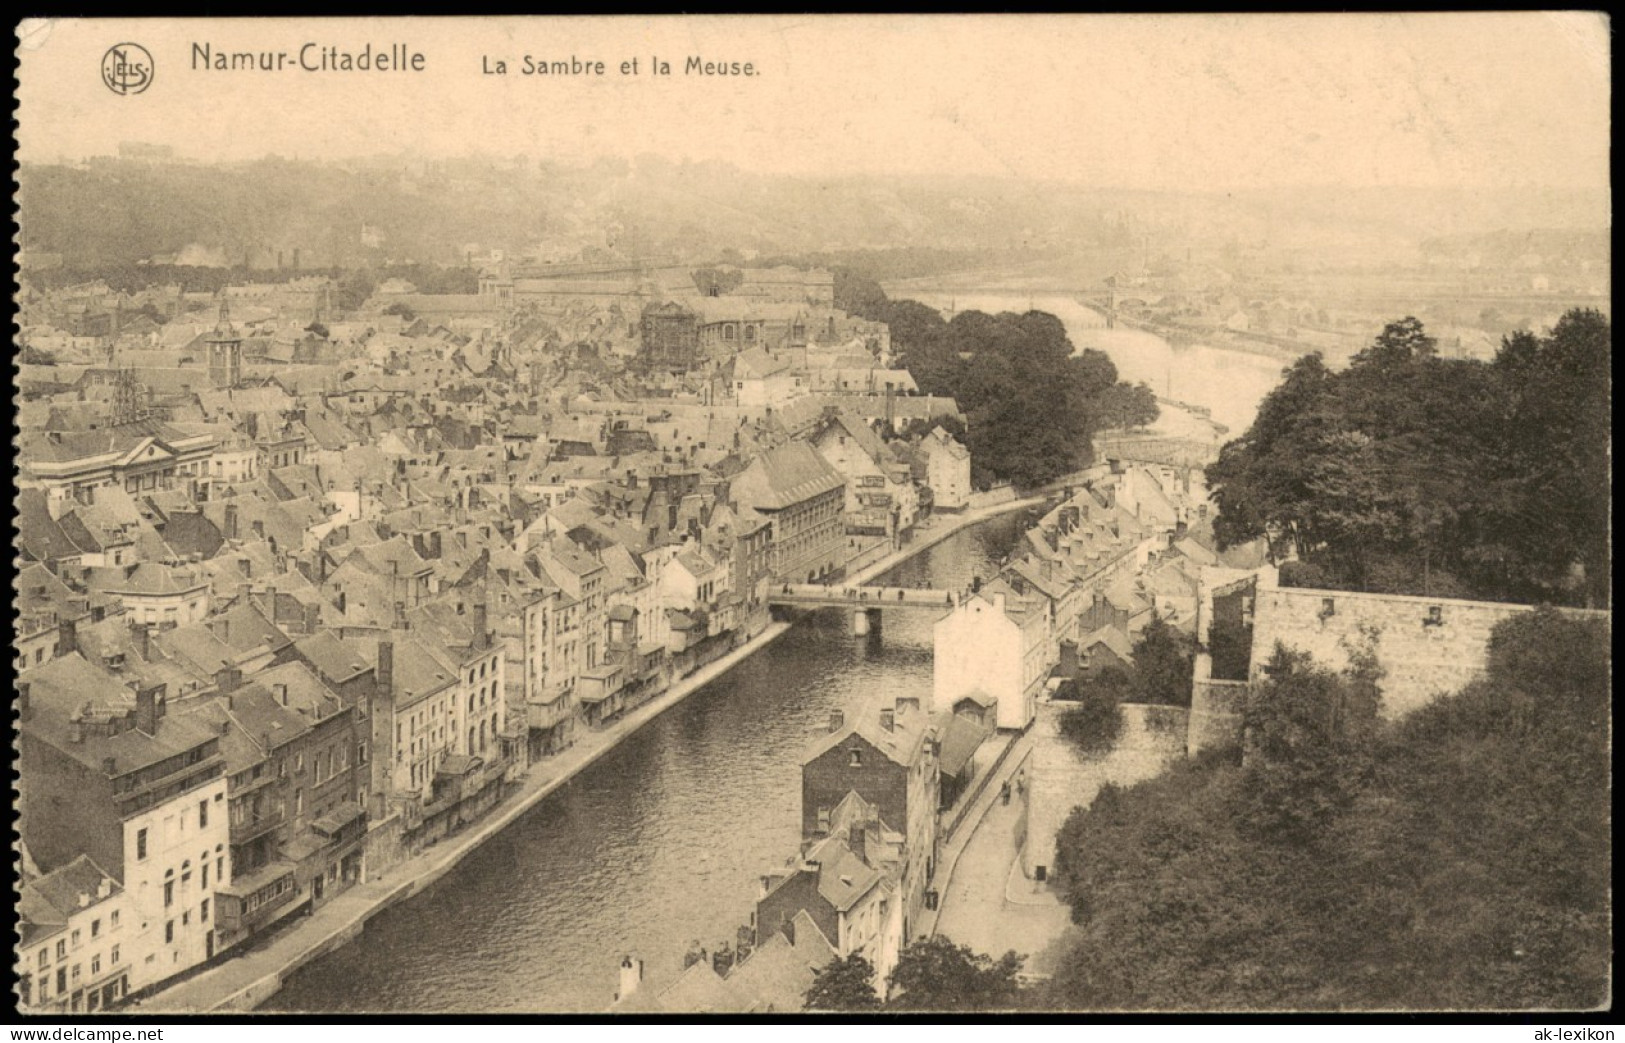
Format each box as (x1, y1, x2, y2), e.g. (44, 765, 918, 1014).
(206, 294, 242, 388)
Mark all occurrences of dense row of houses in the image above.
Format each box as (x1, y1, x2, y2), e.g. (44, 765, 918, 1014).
(13, 266, 973, 1012)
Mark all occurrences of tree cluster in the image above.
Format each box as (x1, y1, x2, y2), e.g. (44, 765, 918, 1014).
(1207, 312, 1610, 607)
(1048, 608, 1610, 1010)
(805, 937, 1027, 1012)
(837, 277, 1158, 489)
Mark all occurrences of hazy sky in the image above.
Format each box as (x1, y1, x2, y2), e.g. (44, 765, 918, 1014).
(16, 13, 1611, 192)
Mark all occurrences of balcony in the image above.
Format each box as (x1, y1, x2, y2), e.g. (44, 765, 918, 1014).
(230, 810, 286, 845)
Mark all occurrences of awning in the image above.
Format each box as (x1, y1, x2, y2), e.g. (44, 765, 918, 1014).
(436, 753, 482, 778)
(310, 800, 365, 838)
(218, 860, 296, 898)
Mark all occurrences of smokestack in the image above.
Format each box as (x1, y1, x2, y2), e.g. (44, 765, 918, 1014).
(377, 641, 395, 701)
(135, 683, 165, 736)
(473, 602, 489, 651)
(828, 710, 844, 734)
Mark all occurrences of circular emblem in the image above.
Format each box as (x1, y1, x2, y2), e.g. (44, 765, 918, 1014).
(102, 43, 154, 96)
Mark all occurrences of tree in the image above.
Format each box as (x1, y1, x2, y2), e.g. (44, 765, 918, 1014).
(1207, 311, 1610, 606)
(1057, 672, 1128, 755)
(804, 953, 882, 1011)
(1130, 613, 1194, 707)
(1096, 381, 1160, 430)
(887, 936, 1026, 1011)
(1234, 644, 1378, 844)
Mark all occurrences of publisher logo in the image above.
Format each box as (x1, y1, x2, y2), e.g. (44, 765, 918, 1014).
(102, 43, 154, 95)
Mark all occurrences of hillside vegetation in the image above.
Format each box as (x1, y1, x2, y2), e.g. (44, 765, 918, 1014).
(1048, 608, 1610, 1011)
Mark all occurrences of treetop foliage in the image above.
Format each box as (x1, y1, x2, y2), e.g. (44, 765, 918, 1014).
(1207, 311, 1610, 607)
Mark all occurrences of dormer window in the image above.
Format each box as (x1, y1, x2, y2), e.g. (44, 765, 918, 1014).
(1424, 605, 1444, 627)
(848, 748, 863, 768)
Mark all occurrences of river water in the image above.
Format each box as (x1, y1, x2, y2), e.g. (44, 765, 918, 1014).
(264, 511, 1032, 1013)
(905, 291, 1287, 434)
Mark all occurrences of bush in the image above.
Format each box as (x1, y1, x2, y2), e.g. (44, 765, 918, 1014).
(1057, 677, 1125, 756)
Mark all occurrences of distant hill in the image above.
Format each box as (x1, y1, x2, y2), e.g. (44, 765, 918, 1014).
(16, 154, 1610, 273)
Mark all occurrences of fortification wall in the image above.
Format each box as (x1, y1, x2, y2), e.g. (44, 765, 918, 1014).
(1024, 698, 1188, 880)
(1251, 583, 1607, 719)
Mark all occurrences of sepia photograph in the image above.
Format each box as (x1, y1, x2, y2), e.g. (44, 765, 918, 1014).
(10, 14, 1612, 1021)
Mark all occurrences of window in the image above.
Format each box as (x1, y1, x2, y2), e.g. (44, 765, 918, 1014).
(295, 790, 304, 815)
(848, 748, 863, 767)
(164, 921, 174, 944)
(198, 800, 208, 828)
(163, 881, 174, 908)
(109, 911, 119, 929)
(91, 919, 100, 939)
(136, 828, 148, 861)
(816, 806, 831, 832)
(71, 929, 80, 948)
(91, 955, 101, 975)
(38, 949, 48, 970)
(202, 863, 209, 889)
(111, 946, 120, 966)
(201, 899, 210, 923)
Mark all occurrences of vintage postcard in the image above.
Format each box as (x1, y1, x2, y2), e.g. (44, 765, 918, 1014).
(12, 15, 1611, 1020)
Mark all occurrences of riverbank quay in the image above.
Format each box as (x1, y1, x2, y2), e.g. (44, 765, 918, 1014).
(137, 492, 1050, 1013)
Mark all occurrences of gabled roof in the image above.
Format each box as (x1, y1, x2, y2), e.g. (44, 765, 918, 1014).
(732, 441, 846, 512)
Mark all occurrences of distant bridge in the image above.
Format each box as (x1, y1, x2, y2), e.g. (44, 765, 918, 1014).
(768, 583, 963, 634)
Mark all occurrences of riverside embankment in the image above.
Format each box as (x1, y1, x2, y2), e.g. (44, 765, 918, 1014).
(142, 495, 1047, 1013)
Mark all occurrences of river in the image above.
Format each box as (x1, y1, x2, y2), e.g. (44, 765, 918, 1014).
(903, 291, 1287, 434)
(263, 510, 1033, 1013)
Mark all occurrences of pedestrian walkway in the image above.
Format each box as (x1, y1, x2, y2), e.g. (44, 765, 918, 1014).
(931, 745, 1078, 980)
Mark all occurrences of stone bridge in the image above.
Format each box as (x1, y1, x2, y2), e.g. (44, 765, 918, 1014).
(768, 583, 962, 634)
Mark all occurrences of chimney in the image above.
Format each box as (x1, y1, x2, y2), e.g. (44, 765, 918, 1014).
(879, 707, 895, 732)
(132, 624, 151, 662)
(19, 682, 32, 723)
(302, 602, 321, 633)
(273, 683, 289, 706)
(217, 666, 243, 693)
(393, 602, 408, 629)
(992, 593, 1007, 614)
(134, 683, 165, 736)
(377, 641, 395, 701)
(473, 602, 489, 651)
(827, 709, 844, 734)
(251, 519, 265, 539)
(58, 617, 78, 657)
(224, 503, 239, 539)
(102, 756, 118, 777)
